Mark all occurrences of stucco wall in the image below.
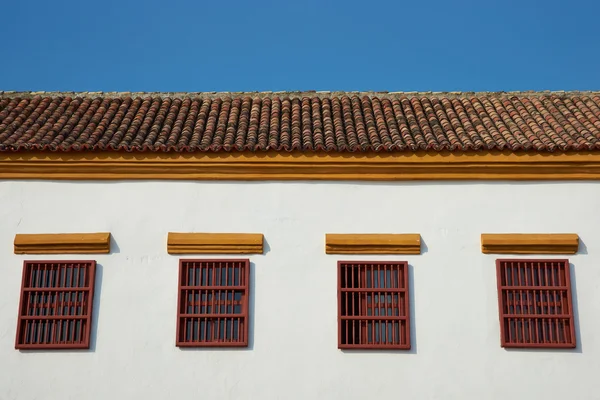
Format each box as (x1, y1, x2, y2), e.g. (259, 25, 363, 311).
(0, 181, 599, 400)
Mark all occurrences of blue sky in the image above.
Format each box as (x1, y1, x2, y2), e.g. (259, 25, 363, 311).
(1, 0, 598, 92)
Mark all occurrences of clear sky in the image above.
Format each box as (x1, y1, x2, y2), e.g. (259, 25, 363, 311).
(1, 0, 598, 92)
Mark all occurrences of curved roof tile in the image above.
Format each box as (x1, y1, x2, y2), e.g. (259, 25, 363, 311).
(0, 91, 599, 153)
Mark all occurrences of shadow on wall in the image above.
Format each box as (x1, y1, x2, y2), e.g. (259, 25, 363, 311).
(420, 238, 429, 255)
(178, 261, 256, 352)
(109, 235, 121, 254)
(18, 262, 104, 354)
(88, 263, 104, 352)
(263, 237, 271, 255)
(341, 264, 418, 355)
(578, 238, 588, 255)
(504, 262, 582, 354)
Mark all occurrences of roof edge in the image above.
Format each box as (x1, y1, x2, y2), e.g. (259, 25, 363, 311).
(1, 90, 600, 99)
(2, 151, 600, 181)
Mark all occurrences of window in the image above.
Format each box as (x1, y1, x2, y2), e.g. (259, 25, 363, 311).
(338, 261, 410, 349)
(496, 259, 576, 348)
(177, 259, 250, 347)
(15, 261, 97, 349)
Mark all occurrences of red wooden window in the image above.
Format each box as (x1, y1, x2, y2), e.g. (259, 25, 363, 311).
(177, 259, 250, 347)
(338, 261, 410, 349)
(15, 261, 96, 350)
(496, 259, 576, 348)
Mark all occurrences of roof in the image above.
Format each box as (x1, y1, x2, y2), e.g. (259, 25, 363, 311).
(1, 91, 599, 153)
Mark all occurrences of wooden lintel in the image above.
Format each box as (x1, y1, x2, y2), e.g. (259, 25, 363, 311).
(14, 233, 111, 254)
(481, 233, 579, 254)
(326, 234, 421, 254)
(167, 233, 264, 254)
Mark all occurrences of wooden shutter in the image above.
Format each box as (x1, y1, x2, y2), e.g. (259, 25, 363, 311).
(15, 261, 96, 349)
(177, 259, 250, 347)
(496, 259, 576, 348)
(338, 261, 410, 349)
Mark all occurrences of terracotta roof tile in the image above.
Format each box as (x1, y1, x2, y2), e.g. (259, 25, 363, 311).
(0, 91, 599, 153)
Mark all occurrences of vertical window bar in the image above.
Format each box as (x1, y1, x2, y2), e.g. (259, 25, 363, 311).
(518, 262, 525, 343)
(351, 264, 356, 344)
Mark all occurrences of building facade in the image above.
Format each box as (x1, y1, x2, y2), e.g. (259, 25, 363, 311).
(0, 91, 599, 399)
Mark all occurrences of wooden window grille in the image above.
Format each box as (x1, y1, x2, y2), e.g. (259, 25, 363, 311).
(177, 259, 249, 347)
(15, 261, 96, 349)
(338, 261, 410, 349)
(496, 259, 576, 348)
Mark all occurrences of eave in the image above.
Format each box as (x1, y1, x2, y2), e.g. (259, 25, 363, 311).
(2, 150, 600, 180)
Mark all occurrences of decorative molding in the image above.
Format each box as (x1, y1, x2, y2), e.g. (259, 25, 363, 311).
(481, 233, 579, 254)
(14, 233, 111, 254)
(325, 234, 421, 254)
(2, 151, 600, 181)
(167, 233, 264, 254)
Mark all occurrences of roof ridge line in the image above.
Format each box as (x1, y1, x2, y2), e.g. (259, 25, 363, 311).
(1, 90, 599, 99)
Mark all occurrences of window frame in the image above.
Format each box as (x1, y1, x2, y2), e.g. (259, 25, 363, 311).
(15, 260, 97, 350)
(176, 258, 250, 348)
(337, 260, 411, 350)
(496, 258, 576, 349)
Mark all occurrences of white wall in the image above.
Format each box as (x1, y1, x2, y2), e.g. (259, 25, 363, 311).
(0, 180, 599, 400)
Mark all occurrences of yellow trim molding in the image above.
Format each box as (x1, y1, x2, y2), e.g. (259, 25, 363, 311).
(167, 233, 264, 254)
(14, 233, 111, 254)
(326, 234, 421, 254)
(481, 233, 579, 254)
(2, 151, 600, 180)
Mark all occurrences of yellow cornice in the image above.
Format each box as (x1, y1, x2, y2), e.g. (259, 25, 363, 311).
(2, 151, 600, 180)
(167, 233, 264, 254)
(325, 234, 421, 254)
(481, 233, 579, 254)
(14, 233, 111, 254)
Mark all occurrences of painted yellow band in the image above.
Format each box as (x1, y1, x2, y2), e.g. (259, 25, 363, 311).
(1, 151, 600, 180)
